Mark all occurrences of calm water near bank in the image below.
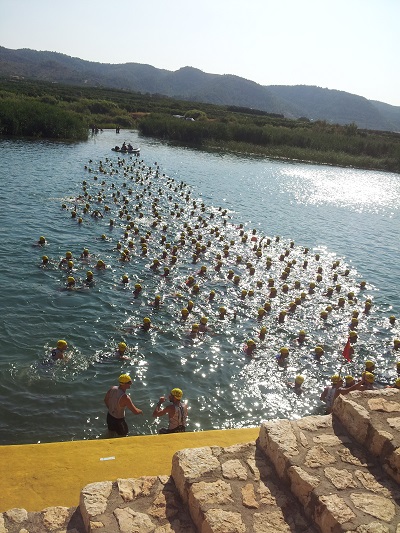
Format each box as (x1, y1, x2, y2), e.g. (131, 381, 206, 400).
(1, 130, 399, 445)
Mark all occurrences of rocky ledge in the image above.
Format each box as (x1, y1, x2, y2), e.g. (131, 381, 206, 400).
(2, 389, 400, 533)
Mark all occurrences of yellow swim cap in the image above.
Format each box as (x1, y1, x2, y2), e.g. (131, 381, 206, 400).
(39, 236, 46, 243)
(66, 251, 72, 259)
(299, 330, 306, 336)
(364, 372, 374, 383)
(280, 347, 289, 355)
(87, 271, 93, 277)
(118, 342, 127, 352)
(191, 323, 199, 330)
(345, 375, 354, 383)
(315, 346, 324, 354)
(42, 255, 48, 262)
(68, 261, 73, 268)
(219, 307, 226, 314)
(395, 378, 400, 388)
(143, 317, 151, 324)
(57, 340, 67, 349)
(295, 375, 304, 385)
(331, 374, 340, 383)
(247, 339, 256, 346)
(171, 388, 183, 399)
(200, 317, 208, 325)
(181, 308, 189, 316)
(135, 283, 142, 290)
(365, 360, 375, 369)
(119, 374, 132, 384)
(67, 276, 75, 284)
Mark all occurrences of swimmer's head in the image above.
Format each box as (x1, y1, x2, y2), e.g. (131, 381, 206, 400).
(86, 270, 93, 279)
(66, 251, 72, 259)
(119, 373, 132, 384)
(42, 255, 48, 263)
(200, 316, 208, 325)
(118, 342, 127, 352)
(280, 347, 289, 356)
(170, 388, 183, 400)
(364, 372, 375, 384)
(331, 375, 341, 384)
(39, 236, 46, 244)
(143, 317, 151, 325)
(57, 339, 68, 350)
(365, 360, 375, 370)
(67, 276, 75, 285)
(295, 375, 304, 385)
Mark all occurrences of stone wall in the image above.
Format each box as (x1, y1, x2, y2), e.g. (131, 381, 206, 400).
(1, 389, 400, 532)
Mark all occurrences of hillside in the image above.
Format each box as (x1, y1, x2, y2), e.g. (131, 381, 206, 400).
(1, 46, 400, 132)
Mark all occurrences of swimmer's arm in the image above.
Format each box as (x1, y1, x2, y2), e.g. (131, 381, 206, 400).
(122, 395, 143, 415)
(320, 387, 328, 401)
(104, 390, 111, 408)
(152, 403, 171, 418)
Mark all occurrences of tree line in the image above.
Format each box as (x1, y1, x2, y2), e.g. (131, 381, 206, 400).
(1, 78, 400, 173)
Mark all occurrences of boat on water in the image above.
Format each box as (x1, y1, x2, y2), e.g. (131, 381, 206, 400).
(112, 145, 140, 156)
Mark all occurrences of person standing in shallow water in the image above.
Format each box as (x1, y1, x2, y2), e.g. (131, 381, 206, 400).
(152, 388, 188, 434)
(104, 374, 143, 436)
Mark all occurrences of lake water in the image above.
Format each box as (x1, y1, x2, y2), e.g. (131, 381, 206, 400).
(1, 129, 399, 445)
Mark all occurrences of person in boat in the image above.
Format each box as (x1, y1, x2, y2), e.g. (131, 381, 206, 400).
(104, 374, 143, 436)
(127, 143, 133, 151)
(121, 142, 127, 151)
(152, 388, 188, 434)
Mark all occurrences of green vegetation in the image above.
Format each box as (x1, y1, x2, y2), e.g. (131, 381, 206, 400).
(1, 78, 400, 173)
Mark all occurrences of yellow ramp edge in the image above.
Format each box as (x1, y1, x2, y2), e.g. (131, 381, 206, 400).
(0, 428, 259, 512)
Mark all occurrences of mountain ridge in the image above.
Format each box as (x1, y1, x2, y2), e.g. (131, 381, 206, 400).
(1, 46, 399, 132)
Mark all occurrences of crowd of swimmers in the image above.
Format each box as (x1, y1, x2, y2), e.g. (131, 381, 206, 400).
(35, 151, 400, 435)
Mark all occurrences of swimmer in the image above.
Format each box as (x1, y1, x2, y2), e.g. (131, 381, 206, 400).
(50, 339, 69, 361)
(80, 248, 90, 259)
(95, 259, 106, 270)
(218, 306, 227, 320)
(199, 316, 210, 333)
(85, 271, 94, 285)
(320, 375, 343, 413)
(151, 295, 162, 308)
(297, 330, 307, 344)
(276, 347, 289, 365)
(122, 274, 129, 285)
(314, 346, 324, 360)
(36, 235, 47, 246)
(59, 251, 73, 269)
(180, 308, 189, 321)
(259, 326, 267, 341)
(287, 375, 305, 395)
(189, 323, 200, 338)
(133, 283, 142, 297)
(65, 276, 76, 290)
(244, 339, 256, 357)
(115, 342, 130, 360)
(41, 255, 49, 267)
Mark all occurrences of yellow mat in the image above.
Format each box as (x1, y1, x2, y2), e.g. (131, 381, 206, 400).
(0, 428, 259, 512)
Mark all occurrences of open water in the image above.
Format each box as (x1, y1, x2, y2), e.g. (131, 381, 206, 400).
(1, 130, 399, 445)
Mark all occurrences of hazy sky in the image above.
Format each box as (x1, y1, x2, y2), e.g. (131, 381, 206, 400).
(1, 0, 399, 106)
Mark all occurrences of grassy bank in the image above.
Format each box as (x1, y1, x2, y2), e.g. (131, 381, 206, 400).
(1, 77, 400, 173)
